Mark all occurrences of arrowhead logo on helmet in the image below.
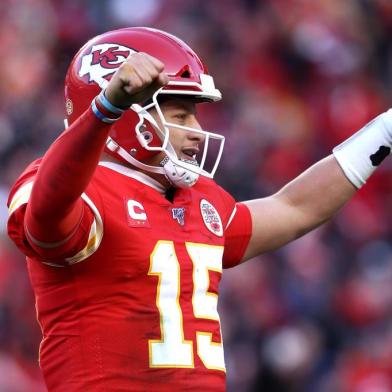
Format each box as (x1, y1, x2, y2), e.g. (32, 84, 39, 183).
(79, 43, 135, 87)
(65, 27, 225, 189)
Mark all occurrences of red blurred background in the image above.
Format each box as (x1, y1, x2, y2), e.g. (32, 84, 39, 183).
(2, 1, 392, 391)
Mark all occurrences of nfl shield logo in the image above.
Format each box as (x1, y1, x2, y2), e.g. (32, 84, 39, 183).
(172, 207, 185, 226)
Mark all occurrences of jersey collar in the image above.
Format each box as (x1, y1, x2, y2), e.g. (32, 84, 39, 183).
(98, 161, 166, 194)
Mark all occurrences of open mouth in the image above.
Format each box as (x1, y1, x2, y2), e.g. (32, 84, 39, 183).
(180, 150, 199, 167)
(182, 147, 199, 161)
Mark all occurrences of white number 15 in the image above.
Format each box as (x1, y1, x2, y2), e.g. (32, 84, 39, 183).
(148, 240, 225, 371)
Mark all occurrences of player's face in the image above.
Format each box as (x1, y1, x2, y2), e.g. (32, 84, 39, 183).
(148, 97, 205, 164)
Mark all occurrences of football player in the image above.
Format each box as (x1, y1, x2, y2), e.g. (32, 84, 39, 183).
(6, 27, 392, 391)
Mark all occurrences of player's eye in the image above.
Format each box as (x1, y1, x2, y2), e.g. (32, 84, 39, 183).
(173, 113, 187, 122)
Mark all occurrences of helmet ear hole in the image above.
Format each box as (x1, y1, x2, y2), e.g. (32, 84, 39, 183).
(181, 70, 191, 78)
(176, 64, 192, 78)
(142, 131, 153, 144)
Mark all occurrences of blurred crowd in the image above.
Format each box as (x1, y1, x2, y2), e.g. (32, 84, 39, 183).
(2, 0, 392, 391)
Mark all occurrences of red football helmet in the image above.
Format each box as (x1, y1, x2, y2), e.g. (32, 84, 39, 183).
(64, 27, 224, 188)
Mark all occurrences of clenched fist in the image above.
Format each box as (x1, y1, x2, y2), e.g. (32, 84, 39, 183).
(104, 52, 169, 108)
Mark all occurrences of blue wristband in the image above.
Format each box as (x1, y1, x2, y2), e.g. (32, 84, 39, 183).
(91, 99, 118, 124)
(98, 91, 126, 115)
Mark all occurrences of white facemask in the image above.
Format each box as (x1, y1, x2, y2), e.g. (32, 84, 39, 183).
(106, 83, 225, 188)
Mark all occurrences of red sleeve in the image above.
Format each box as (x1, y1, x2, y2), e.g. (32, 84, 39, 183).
(25, 106, 111, 247)
(7, 161, 103, 266)
(223, 202, 252, 269)
(206, 181, 252, 269)
(7, 159, 42, 258)
(7, 202, 95, 263)
(7, 105, 110, 264)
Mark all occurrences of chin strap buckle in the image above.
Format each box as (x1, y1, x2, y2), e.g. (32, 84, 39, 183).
(105, 137, 119, 152)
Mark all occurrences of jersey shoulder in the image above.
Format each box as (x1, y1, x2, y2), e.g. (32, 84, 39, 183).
(192, 176, 237, 229)
(7, 158, 103, 264)
(7, 158, 42, 213)
(193, 177, 252, 268)
(193, 176, 234, 201)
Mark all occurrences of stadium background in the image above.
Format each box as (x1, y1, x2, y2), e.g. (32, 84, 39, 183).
(2, 0, 392, 391)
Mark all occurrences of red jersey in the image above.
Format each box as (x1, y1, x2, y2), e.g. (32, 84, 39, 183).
(7, 160, 251, 392)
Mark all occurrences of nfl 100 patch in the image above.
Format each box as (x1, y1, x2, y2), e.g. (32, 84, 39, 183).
(171, 207, 186, 226)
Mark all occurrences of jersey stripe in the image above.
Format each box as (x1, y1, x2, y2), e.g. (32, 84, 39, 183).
(225, 205, 237, 229)
(8, 180, 103, 264)
(25, 225, 79, 249)
(8, 181, 34, 215)
(65, 193, 103, 264)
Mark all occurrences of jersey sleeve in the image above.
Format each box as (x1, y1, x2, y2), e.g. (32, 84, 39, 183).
(223, 202, 252, 268)
(214, 185, 252, 269)
(7, 160, 104, 267)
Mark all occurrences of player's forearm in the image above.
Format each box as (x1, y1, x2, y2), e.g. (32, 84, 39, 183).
(243, 156, 355, 259)
(26, 107, 111, 241)
(243, 109, 392, 260)
(275, 155, 356, 234)
(278, 109, 392, 233)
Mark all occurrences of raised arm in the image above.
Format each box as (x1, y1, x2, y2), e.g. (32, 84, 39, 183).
(25, 53, 167, 250)
(243, 155, 355, 259)
(241, 110, 392, 261)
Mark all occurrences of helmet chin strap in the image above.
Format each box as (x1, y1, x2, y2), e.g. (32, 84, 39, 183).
(160, 156, 199, 189)
(106, 137, 163, 174)
(106, 137, 199, 188)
